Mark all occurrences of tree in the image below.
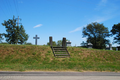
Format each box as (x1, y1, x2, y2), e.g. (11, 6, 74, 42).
(82, 22, 110, 49)
(56, 39, 70, 47)
(24, 42, 32, 45)
(111, 23, 120, 44)
(47, 41, 57, 46)
(2, 16, 28, 44)
(80, 41, 87, 47)
(57, 40, 62, 46)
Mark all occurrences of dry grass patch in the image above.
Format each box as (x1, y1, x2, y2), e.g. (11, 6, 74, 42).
(0, 44, 120, 72)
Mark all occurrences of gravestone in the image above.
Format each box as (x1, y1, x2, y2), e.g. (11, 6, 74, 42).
(87, 43, 93, 48)
(109, 43, 112, 50)
(33, 35, 40, 45)
(106, 43, 112, 50)
(66, 41, 71, 47)
(117, 46, 120, 51)
(62, 37, 66, 47)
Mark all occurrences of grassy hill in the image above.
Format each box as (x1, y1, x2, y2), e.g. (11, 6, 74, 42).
(0, 44, 120, 72)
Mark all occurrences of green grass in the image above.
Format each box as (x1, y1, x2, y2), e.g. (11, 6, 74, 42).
(0, 44, 120, 72)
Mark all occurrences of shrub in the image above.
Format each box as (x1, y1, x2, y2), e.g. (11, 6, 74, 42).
(25, 43, 32, 45)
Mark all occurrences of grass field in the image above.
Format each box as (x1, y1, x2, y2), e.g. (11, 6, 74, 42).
(0, 44, 120, 72)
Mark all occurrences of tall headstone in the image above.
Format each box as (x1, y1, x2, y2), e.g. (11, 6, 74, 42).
(33, 35, 40, 45)
(109, 43, 112, 50)
(62, 37, 66, 47)
(49, 36, 52, 46)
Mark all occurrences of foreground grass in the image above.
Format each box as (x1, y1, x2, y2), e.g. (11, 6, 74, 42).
(0, 44, 120, 72)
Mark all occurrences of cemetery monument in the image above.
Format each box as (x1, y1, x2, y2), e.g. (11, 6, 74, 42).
(33, 35, 40, 45)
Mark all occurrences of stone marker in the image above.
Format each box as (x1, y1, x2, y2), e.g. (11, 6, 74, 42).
(116, 48, 118, 51)
(49, 36, 52, 46)
(106, 43, 112, 50)
(66, 41, 71, 47)
(33, 35, 40, 45)
(109, 43, 112, 50)
(87, 43, 93, 48)
(62, 37, 66, 47)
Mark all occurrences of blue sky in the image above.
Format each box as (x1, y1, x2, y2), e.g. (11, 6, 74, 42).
(0, 0, 120, 46)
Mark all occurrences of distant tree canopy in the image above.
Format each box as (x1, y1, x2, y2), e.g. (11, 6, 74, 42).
(57, 40, 62, 47)
(24, 42, 32, 45)
(111, 23, 120, 44)
(47, 41, 57, 46)
(82, 22, 110, 49)
(47, 39, 70, 47)
(80, 41, 87, 47)
(2, 16, 28, 44)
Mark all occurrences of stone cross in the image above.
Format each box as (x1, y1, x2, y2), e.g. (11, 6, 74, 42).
(33, 35, 40, 45)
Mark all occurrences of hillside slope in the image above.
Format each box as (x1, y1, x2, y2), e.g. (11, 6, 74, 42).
(0, 44, 120, 72)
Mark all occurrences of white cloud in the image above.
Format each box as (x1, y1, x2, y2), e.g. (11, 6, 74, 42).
(69, 24, 87, 33)
(95, 0, 108, 10)
(33, 24, 42, 28)
(69, 26, 83, 33)
(69, 0, 119, 33)
(82, 38, 87, 41)
(19, 1, 23, 3)
(69, 17, 111, 33)
(93, 17, 111, 23)
(101, 0, 107, 3)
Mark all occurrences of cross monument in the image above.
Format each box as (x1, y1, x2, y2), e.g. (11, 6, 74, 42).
(33, 35, 40, 45)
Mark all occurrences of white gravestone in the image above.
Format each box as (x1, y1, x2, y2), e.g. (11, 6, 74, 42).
(66, 41, 71, 47)
(109, 43, 112, 50)
(87, 43, 93, 48)
(116, 48, 118, 51)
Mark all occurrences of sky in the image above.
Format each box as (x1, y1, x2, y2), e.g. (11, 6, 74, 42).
(0, 0, 120, 47)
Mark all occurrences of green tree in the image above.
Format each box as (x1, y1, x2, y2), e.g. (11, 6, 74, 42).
(80, 41, 86, 47)
(111, 23, 120, 44)
(2, 16, 28, 44)
(47, 41, 57, 46)
(56, 39, 70, 47)
(82, 22, 110, 49)
(24, 42, 32, 45)
(57, 40, 62, 46)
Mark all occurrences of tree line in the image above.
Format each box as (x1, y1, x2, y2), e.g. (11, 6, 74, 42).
(82, 22, 120, 49)
(0, 16, 120, 49)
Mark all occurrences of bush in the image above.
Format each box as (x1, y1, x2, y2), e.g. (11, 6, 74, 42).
(112, 47, 116, 51)
(0, 42, 8, 44)
(25, 43, 32, 45)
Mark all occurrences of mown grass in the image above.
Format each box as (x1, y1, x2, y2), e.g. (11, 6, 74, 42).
(0, 44, 120, 72)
